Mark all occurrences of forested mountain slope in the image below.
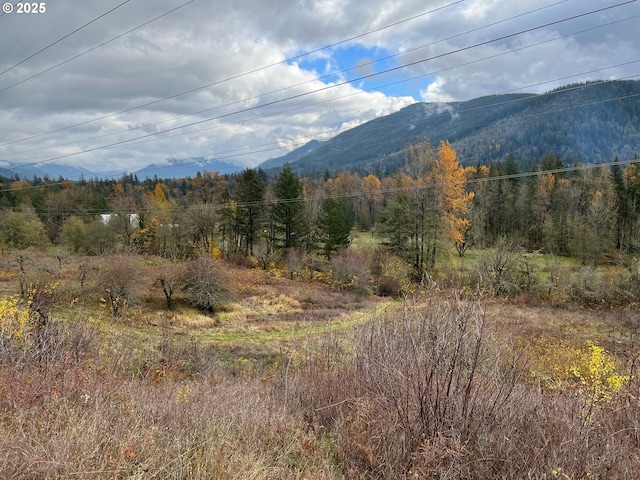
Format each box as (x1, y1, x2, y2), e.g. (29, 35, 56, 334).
(261, 80, 640, 174)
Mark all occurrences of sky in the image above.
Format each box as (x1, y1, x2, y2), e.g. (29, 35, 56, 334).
(0, 0, 638, 178)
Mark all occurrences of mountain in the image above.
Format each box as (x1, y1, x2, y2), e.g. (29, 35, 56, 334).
(135, 157, 243, 179)
(259, 80, 640, 174)
(0, 157, 245, 182)
(260, 139, 325, 170)
(0, 161, 94, 181)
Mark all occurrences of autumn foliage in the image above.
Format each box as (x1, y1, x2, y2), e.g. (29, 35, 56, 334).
(432, 140, 475, 254)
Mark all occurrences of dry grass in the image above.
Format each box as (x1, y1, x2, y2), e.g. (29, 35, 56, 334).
(1, 251, 640, 478)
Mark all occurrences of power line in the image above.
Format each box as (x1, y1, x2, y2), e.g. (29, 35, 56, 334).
(0, 0, 464, 147)
(0, 0, 197, 95)
(4, 155, 640, 215)
(4, 1, 633, 171)
(0, 0, 132, 77)
(2, 71, 638, 183)
(1, 76, 639, 192)
(99, 63, 640, 163)
(91, 75, 637, 180)
(0, 0, 586, 159)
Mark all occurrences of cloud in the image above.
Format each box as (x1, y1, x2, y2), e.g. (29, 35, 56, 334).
(0, 0, 637, 176)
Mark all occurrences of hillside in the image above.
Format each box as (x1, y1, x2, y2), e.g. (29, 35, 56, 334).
(260, 80, 640, 174)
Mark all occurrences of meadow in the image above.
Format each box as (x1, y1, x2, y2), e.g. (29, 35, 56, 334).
(0, 244, 639, 479)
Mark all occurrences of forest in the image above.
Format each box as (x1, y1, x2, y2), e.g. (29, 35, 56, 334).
(1, 140, 640, 478)
(2, 140, 640, 278)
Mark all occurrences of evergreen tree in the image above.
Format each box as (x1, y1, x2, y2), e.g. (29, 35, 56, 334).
(316, 196, 355, 257)
(236, 169, 265, 256)
(271, 164, 307, 250)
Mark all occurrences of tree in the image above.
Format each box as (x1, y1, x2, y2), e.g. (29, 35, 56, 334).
(108, 180, 139, 247)
(271, 164, 308, 250)
(187, 171, 226, 205)
(60, 216, 88, 253)
(0, 207, 46, 249)
(363, 173, 382, 227)
(380, 171, 438, 279)
(85, 217, 115, 255)
(97, 255, 140, 316)
(316, 196, 355, 257)
(432, 141, 475, 256)
(184, 203, 218, 255)
(236, 169, 265, 256)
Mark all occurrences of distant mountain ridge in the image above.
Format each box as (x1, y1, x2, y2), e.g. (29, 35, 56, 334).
(0, 161, 94, 181)
(4, 81, 638, 182)
(135, 158, 243, 179)
(0, 157, 243, 181)
(259, 80, 640, 174)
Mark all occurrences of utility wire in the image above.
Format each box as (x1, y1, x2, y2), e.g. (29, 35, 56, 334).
(0, 0, 197, 94)
(4, 154, 640, 215)
(0, 0, 585, 158)
(68, 72, 637, 180)
(0, 0, 132, 77)
(1, 78, 639, 198)
(0, 0, 464, 146)
(2, 69, 638, 180)
(4, 0, 633, 171)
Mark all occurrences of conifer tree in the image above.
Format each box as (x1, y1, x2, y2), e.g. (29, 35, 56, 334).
(316, 196, 355, 257)
(432, 141, 475, 256)
(236, 168, 265, 256)
(271, 164, 307, 250)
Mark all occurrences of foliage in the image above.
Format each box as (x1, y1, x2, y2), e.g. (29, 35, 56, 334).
(432, 140, 475, 254)
(371, 248, 412, 295)
(328, 249, 373, 295)
(476, 236, 526, 296)
(0, 208, 46, 249)
(0, 296, 32, 347)
(0, 283, 57, 358)
(271, 164, 308, 249)
(569, 342, 629, 403)
(527, 338, 629, 405)
(235, 168, 266, 256)
(316, 196, 355, 257)
(60, 216, 88, 253)
(97, 255, 141, 316)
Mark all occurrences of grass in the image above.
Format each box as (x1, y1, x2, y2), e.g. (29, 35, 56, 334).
(349, 230, 382, 250)
(1, 249, 639, 478)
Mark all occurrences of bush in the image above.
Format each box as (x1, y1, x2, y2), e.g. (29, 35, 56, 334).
(285, 295, 640, 479)
(476, 237, 525, 296)
(377, 275, 401, 297)
(569, 265, 631, 306)
(329, 249, 373, 295)
(97, 255, 141, 316)
(182, 257, 228, 312)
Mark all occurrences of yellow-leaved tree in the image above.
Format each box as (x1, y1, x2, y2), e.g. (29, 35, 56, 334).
(432, 141, 475, 256)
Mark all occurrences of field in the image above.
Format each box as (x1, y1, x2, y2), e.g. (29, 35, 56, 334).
(0, 248, 639, 479)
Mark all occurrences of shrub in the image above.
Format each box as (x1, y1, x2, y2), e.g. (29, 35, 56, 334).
(97, 255, 141, 316)
(476, 236, 525, 296)
(285, 295, 640, 479)
(287, 294, 521, 477)
(569, 265, 630, 306)
(329, 249, 373, 295)
(181, 257, 228, 312)
(0, 296, 32, 350)
(377, 275, 401, 297)
(372, 248, 412, 292)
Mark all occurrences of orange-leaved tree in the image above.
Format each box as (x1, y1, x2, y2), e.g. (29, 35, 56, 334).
(432, 141, 475, 256)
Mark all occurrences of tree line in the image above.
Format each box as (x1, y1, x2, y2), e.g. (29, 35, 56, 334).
(1, 141, 640, 278)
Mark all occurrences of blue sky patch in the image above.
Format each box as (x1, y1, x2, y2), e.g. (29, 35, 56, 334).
(292, 43, 430, 100)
